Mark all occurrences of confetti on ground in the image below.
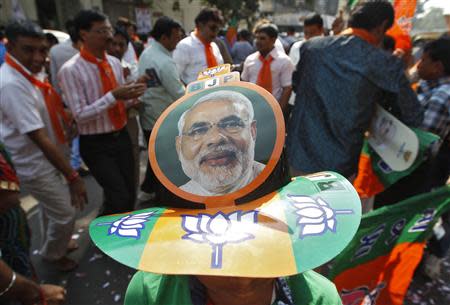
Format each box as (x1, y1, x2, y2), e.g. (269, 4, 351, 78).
(114, 294, 121, 302)
(102, 282, 110, 289)
(89, 253, 103, 262)
(71, 234, 80, 240)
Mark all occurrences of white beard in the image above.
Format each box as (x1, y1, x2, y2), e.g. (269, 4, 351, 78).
(179, 141, 255, 194)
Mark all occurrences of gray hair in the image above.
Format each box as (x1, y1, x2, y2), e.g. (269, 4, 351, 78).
(177, 90, 255, 136)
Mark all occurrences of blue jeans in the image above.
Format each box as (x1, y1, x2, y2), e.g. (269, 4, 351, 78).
(70, 136, 81, 170)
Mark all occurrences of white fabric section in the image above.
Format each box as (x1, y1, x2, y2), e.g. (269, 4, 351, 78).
(20, 171, 75, 260)
(287, 40, 304, 106)
(241, 48, 294, 101)
(123, 41, 138, 66)
(173, 32, 224, 84)
(58, 54, 127, 135)
(0, 55, 59, 180)
(49, 40, 78, 92)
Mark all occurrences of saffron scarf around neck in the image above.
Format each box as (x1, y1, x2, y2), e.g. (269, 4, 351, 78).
(256, 53, 273, 94)
(341, 28, 378, 46)
(194, 30, 218, 68)
(5, 53, 71, 144)
(79, 48, 127, 130)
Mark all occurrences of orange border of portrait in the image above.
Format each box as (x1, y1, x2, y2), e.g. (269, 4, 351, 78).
(149, 82, 285, 208)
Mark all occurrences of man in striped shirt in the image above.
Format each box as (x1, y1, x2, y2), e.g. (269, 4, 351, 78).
(58, 10, 147, 215)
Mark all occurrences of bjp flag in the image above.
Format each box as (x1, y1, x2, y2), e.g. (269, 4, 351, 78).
(353, 128, 439, 199)
(329, 186, 450, 305)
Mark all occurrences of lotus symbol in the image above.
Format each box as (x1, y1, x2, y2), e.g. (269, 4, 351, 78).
(288, 195, 353, 238)
(96, 212, 155, 239)
(181, 211, 258, 269)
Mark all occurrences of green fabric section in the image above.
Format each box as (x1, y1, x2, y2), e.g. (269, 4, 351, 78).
(89, 208, 165, 270)
(369, 129, 440, 188)
(125, 270, 342, 305)
(347, 0, 359, 9)
(329, 186, 450, 279)
(278, 173, 361, 274)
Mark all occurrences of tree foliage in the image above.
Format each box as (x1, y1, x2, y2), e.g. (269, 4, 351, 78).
(200, 0, 260, 26)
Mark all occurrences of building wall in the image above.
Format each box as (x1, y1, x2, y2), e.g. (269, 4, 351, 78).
(149, 0, 204, 32)
(0, 0, 38, 24)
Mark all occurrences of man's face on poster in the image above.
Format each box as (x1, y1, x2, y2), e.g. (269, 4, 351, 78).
(176, 98, 257, 194)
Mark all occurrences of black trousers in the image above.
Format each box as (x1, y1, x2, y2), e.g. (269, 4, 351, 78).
(140, 129, 161, 195)
(80, 128, 136, 215)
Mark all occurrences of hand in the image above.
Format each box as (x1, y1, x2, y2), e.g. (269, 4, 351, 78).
(40, 284, 66, 305)
(136, 74, 150, 85)
(69, 177, 87, 210)
(6, 272, 40, 305)
(111, 83, 147, 100)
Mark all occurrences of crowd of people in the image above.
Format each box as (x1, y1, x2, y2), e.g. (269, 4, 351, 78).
(0, 0, 449, 304)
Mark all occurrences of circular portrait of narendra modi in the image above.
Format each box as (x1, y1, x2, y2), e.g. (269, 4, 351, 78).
(149, 82, 284, 205)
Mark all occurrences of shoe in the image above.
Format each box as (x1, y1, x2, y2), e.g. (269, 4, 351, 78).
(138, 191, 156, 202)
(421, 253, 443, 280)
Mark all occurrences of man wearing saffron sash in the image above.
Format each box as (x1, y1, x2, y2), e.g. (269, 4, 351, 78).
(0, 20, 87, 271)
(286, 0, 423, 179)
(241, 23, 294, 113)
(58, 10, 147, 216)
(173, 8, 224, 85)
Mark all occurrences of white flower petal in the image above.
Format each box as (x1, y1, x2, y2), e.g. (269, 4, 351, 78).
(185, 233, 205, 243)
(301, 223, 326, 235)
(120, 223, 144, 229)
(323, 206, 335, 219)
(240, 211, 258, 223)
(183, 215, 200, 233)
(112, 216, 129, 227)
(131, 212, 154, 218)
(205, 234, 227, 244)
(122, 219, 149, 226)
(118, 228, 139, 237)
(228, 211, 239, 222)
(298, 216, 325, 224)
(289, 195, 315, 204)
(109, 226, 118, 234)
(199, 214, 211, 232)
(317, 198, 330, 207)
(208, 214, 229, 235)
(226, 232, 253, 243)
(296, 207, 324, 218)
(293, 202, 319, 210)
(327, 219, 336, 231)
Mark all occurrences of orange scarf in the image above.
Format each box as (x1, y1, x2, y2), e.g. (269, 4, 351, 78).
(80, 48, 127, 130)
(5, 53, 71, 144)
(195, 30, 218, 68)
(341, 28, 378, 46)
(256, 54, 273, 94)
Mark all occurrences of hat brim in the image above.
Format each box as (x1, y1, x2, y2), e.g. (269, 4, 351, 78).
(89, 171, 361, 277)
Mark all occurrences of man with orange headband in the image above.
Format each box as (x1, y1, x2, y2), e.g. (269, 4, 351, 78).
(0, 20, 87, 271)
(287, 0, 423, 180)
(173, 8, 224, 84)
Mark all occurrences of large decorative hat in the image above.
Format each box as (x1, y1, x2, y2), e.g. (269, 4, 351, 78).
(90, 68, 361, 277)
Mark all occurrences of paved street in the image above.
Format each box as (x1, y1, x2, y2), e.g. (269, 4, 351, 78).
(23, 153, 450, 305)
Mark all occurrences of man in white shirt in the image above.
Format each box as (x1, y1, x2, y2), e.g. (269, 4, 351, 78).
(173, 8, 224, 85)
(0, 20, 87, 271)
(288, 13, 325, 111)
(242, 23, 294, 112)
